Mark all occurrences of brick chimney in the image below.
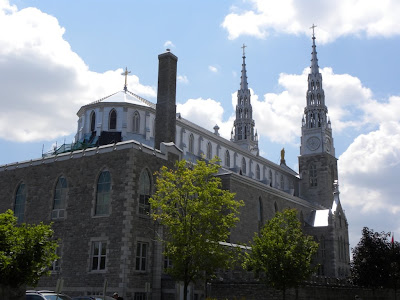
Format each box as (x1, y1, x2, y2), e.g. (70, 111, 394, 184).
(154, 50, 178, 150)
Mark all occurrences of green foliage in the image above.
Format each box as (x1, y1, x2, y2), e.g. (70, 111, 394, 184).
(244, 209, 318, 297)
(0, 209, 58, 287)
(150, 158, 244, 290)
(351, 227, 400, 289)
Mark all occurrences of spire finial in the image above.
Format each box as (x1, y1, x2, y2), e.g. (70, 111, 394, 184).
(310, 24, 317, 39)
(241, 43, 247, 57)
(121, 67, 131, 92)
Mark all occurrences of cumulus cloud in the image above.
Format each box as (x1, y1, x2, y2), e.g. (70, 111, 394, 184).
(339, 121, 400, 248)
(177, 98, 234, 139)
(222, 0, 400, 43)
(208, 65, 218, 73)
(244, 67, 373, 144)
(163, 40, 175, 48)
(0, 3, 155, 142)
(177, 75, 189, 84)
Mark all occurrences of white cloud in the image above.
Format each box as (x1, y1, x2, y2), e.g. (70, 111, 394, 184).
(222, 0, 400, 43)
(241, 67, 374, 144)
(208, 65, 218, 73)
(177, 75, 189, 84)
(163, 40, 175, 48)
(177, 98, 234, 139)
(339, 121, 400, 249)
(0, 3, 155, 142)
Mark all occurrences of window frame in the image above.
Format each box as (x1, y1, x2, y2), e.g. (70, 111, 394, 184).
(241, 157, 246, 175)
(91, 241, 107, 271)
(256, 164, 260, 180)
(109, 109, 117, 130)
(225, 150, 230, 167)
(133, 111, 140, 133)
(139, 170, 151, 216)
(206, 142, 212, 160)
(135, 242, 148, 271)
(14, 183, 26, 223)
(188, 133, 194, 153)
(309, 164, 318, 187)
(52, 176, 67, 220)
(95, 170, 111, 216)
(90, 110, 96, 132)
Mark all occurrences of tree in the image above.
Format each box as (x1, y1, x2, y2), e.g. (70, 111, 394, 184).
(244, 208, 318, 300)
(149, 158, 244, 300)
(0, 209, 58, 288)
(351, 227, 400, 291)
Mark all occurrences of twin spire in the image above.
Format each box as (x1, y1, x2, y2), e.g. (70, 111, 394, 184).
(240, 43, 249, 91)
(310, 24, 320, 75)
(232, 43, 259, 155)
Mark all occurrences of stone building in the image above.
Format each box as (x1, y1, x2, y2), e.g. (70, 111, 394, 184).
(0, 33, 350, 299)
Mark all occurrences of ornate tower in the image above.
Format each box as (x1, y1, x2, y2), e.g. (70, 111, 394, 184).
(298, 27, 338, 208)
(232, 44, 259, 155)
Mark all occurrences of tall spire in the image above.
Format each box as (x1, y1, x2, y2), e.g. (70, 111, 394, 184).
(310, 24, 319, 75)
(233, 44, 258, 155)
(240, 43, 248, 90)
(300, 26, 335, 157)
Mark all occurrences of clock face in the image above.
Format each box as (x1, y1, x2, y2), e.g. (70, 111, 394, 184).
(325, 138, 331, 152)
(306, 136, 321, 151)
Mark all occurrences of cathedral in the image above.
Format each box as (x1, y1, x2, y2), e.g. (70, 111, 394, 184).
(0, 32, 350, 299)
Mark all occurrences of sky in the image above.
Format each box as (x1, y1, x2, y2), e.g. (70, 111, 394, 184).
(1, 0, 400, 253)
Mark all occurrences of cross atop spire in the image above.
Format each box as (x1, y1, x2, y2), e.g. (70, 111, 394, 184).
(121, 67, 131, 92)
(310, 24, 317, 38)
(241, 43, 247, 57)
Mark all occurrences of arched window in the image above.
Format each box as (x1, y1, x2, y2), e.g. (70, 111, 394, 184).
(269, 170, 273, 187)
(188, 134, 194, 153)
(90, 111, 96, 132)
(96, 171, 111, 215)
(225, 150, 230, 167)
(258, 197, 263, 223)
(320, 235, 326, 259)
(133, 111, 140, 133)
(52, 176, 67, 219)
(309, 164, 317, 187)
(274, 202, 278, 213)
(280, 175, 284, 189)
(139, 170, 151, 215)
(206, 142, 212, 160)
(241, 157, 247, 175)
(238, 126, 242, 140)
(256, 164, 260, 180)
(109, 109, 117, 130)
(14, 183, 26, 223)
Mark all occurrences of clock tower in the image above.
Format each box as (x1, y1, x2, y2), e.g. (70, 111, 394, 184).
(299, 27, 338, 208)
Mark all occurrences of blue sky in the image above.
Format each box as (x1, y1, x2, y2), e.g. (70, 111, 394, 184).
(1, 0, 400, 251)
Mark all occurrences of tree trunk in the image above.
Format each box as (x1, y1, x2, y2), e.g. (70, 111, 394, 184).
(184, 282, 188, 300)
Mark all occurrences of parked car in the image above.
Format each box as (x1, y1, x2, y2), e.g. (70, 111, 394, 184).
(26, 290, 72, 300)
(72, 296, 114, 300)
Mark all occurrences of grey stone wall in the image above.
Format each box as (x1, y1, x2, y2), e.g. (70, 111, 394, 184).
(219, 173, 316, 245)
(298, 153, 338, 209)
(0, 145, 177, 299)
